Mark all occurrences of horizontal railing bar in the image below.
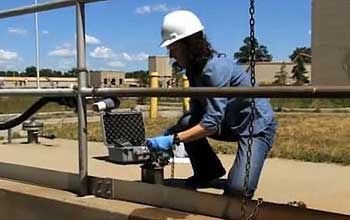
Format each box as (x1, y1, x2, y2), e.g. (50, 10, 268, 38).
(81, 86, 350, 98)
(0, 88, 75, 96)
(0, 0, 106, 19)
(1, 86, 350, 98)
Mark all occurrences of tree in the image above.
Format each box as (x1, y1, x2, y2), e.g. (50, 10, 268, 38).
(273, 62, 289, 85)
(65, 68, 78, 77)
(289, 47, 311, 63)
(24, 66, 37, 77)
(125, 70, 149, 86)
(234, 37, 273, 63)
(40, 68, 53, 77)
(291, 56, 309, 85)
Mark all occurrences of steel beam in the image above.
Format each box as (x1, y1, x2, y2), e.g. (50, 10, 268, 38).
(0, 0, 106, 19)
(0, 163, 348, 220)
(76, 1, 88, 196)
(81, 86, 350, 98)
(0, 86, 350, 99)
(0, 88, 74, 96)
(1, 86, 350, 98)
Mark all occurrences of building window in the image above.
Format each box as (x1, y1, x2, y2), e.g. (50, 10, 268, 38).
(111, 78, 116, 86)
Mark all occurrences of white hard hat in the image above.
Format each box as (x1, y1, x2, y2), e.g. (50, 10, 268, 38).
(160, 10, 204, 48)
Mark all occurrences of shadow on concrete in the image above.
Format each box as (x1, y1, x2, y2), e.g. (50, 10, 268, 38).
(93, 155, 146, 165)
(128, 207, 189, 220)
(163, 178, 227, 190)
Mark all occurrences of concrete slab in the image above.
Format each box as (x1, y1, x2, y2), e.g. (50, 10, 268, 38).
(0, 138, 349, 215)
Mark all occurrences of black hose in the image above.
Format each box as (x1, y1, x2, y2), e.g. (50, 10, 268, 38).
(0, 97, 76, 130)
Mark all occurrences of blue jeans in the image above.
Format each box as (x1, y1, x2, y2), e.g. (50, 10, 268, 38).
(167, 112, 277, 198)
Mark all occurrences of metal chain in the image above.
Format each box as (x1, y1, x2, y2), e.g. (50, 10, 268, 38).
(241, 0, 261, 219)
(171, 157, 175, 178)
(246, 198, 263, 220)
(171, 145, 175, 179)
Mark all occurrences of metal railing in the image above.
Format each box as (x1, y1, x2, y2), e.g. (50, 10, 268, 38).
(0, 0, 105, 195)
(0, 0, 105, 19)
(1, 0, 350, 197)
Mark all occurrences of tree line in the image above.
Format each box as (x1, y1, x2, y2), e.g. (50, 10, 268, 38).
(0, 67, 79, 77)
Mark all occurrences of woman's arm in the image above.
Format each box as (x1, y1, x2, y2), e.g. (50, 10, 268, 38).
(177, 123, 216, 143)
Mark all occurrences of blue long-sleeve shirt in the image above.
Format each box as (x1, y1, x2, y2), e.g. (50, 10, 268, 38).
(187, 54, 274, 136)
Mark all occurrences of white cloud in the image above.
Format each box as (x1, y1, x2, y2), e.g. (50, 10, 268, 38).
(132, 52, 148, 61)
(135, 4, 177, 14)
(153, 4, 169, 12)
(135, 5, 151, 14)
(49, 48, 76, 57)
(117, 52, 149, 61)
(121, 52, 132, 61)
(108, 61, 125, 68)
(8, 27, 27, 35)
(0, 49, 19, 61)
(49, 44, 76, 57)
(86, 34, 101, 45)
(90, 46, 114, 58)
(89, 46, 148, 70)
(308, 29, 312, 35)
(42, 30, 49, 34)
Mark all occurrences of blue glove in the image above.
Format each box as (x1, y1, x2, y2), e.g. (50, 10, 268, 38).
(146, 135, 174, 151)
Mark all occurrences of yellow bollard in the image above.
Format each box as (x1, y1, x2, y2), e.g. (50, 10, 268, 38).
(182, 75, 190, 113)
(149, 72, 159, 118)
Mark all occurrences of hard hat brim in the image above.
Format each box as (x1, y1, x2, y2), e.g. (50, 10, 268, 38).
(160, 26, 204, 48)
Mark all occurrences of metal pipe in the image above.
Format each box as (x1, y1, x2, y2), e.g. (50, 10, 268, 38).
(76, 1, 88, 196)
(0, 86, 350, 98)
(34, 0, 40, 89)
(7, 129, 12, 144)
(0, 0, 106, 19)
(0, 88, 74, 96)
(81, 86, 350, 98)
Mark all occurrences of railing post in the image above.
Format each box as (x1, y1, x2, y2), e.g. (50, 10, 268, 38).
(149, 72, 159, 119)
(7, 128, 12, 144)
(182, 75, 190, 113)
(76, 1, 88, 196)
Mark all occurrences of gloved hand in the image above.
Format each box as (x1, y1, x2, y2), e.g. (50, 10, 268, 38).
(162, 127, 172, 135)
(146, 135, 174, 151)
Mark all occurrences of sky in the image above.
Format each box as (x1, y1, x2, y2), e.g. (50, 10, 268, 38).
(0, 0, 311, 73)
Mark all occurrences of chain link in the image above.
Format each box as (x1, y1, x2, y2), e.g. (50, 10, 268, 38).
(171, 145, 175, 179)
(246, 198, 263, 220)
(241, 0, 262, 219)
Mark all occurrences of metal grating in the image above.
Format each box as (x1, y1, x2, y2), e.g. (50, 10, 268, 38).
(102, 112, 146, 147)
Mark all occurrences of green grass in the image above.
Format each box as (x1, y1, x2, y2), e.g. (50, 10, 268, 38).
(44, 114, 350, 165)
(270, 98, 350, 108)
(0, 96, 138, 114)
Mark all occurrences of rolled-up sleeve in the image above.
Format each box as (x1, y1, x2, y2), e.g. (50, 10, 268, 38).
(199, 65, 230, 134)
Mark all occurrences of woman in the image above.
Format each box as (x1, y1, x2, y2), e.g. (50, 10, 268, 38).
(147, 10, 277, 198)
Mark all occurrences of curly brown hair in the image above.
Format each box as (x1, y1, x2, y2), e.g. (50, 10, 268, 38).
(173, 31, 217, 75)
